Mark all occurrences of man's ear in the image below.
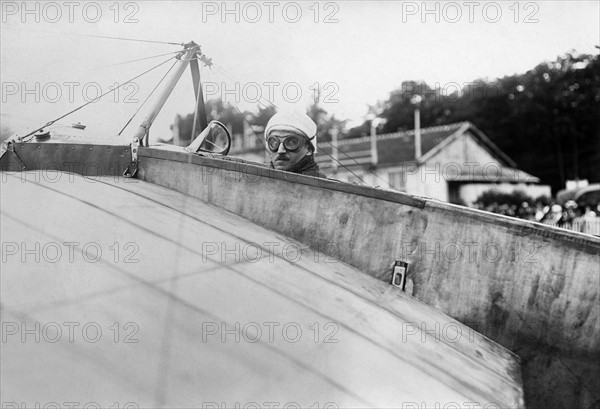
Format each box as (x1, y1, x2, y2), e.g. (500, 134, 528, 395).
(306, 141, 314, 156)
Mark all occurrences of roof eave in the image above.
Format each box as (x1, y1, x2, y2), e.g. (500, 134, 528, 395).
(466, 122, 517, 168)
(416, 122, 470, 164)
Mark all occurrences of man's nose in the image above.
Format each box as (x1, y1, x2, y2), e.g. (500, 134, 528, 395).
(277, 143, 287, 154)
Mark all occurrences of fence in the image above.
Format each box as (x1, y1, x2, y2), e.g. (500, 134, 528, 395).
(544, 218, 600, 236)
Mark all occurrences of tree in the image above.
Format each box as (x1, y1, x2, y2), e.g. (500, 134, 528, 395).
(306, 102, 347, 143)
(347, 51, 600, 193)
(174, 99, 249, 145)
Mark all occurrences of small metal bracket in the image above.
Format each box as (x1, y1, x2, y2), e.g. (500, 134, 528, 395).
(4, 142, 27, 170)
(132, 136, 140, 160)
(199, 53, 213, 68)
(123, 160, 138, 178)
(391, 261, 408, 291)
(124, 136, 141, 178)
(0, 140, 10, 159)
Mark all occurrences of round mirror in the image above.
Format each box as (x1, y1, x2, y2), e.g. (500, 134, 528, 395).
(185, 121, 231, 155)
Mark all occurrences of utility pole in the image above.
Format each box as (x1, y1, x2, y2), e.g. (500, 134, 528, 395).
(370, 119, 379, 165)
(331, 127, 339, 169)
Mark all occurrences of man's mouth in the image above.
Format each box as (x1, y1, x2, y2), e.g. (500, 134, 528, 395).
(274, 156, 289, 162)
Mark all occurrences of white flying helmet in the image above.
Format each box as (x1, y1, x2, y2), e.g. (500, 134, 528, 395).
(264, 111, 318, 152)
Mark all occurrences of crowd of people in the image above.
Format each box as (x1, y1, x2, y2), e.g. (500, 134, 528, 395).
(537, 200, 598, 226)
(473, 191, 549, 221)
(474, 200, 547, 221)
(474, 191, 599, 235)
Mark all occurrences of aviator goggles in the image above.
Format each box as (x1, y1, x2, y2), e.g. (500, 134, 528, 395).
(266, 134, 306, 153)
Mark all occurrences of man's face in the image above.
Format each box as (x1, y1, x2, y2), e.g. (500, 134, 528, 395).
(267, 130, 311, 171)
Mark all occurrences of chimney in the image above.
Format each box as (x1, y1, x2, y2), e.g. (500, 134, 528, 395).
(410, 95, 423, 159)
(414, 107, 421, 159)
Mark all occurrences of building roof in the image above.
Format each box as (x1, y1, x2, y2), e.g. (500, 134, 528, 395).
(315, 121, 540, 183)
(320, 122, 465, 165)
(450, 164, 540, 183)
(317, 121, 516, 166)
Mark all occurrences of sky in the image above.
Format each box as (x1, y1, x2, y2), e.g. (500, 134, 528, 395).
(1, 0, 599, 141)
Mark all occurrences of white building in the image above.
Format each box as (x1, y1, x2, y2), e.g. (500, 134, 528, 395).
(314, 121, 550, 205)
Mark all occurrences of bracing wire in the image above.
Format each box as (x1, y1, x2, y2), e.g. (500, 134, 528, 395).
(227, 97, 267, 150)
(216, 59, 390, 187)
(316, 145, 370, 186)
(203, 63, 277, 149)
(1, 26, 184, 46)
(200, 64, 267, 150)
(322, 140, 392, 188)
(4, 25, 381, 186)
(207, 64, 375, 183)
(94, 50, 183, 70)
(211, 63, 278, 114)
(226, 94, 370, 185)
(19, 55, 179, 141)
(118, 59, 180, 136)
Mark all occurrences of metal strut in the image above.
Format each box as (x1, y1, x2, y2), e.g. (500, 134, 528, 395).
(125, 41, 210, 178)
(190, 55, 209, 142)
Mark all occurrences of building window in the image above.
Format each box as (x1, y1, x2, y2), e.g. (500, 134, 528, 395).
(388, 171, 406, 191)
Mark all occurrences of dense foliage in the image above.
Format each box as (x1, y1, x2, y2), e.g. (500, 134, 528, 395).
(350, 52, 600, 193)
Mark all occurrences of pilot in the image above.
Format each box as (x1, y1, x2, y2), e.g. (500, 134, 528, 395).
(264, 111, 325, 178)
